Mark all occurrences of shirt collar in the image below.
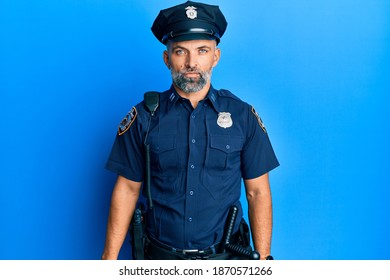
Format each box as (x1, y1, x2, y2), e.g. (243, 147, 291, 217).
(206, 85, 220, 112)
(166, 84, 221, 112)
(166, 85, 180, 112)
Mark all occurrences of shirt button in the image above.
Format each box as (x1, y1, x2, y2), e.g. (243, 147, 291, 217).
(190, 164, 195, 169)
(191, 139, 196, 143)
(226, 145, 231, 150)
(188, 217, 193, 222)
(191, 115, 196, 119)
(189, 190, 194, 196)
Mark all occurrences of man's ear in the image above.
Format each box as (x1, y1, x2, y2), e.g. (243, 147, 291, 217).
(213, 47, 221, 67)
(163, 50, 170, 69)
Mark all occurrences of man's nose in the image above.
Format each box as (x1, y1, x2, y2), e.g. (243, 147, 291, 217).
(185, 52, 198, 69)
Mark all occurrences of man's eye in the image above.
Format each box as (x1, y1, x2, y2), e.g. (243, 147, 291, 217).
(175, 50, 185, 55)
(199, 49, 208, 54)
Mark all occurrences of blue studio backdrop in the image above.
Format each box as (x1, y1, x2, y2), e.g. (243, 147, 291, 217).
(1, 0, 389, 260)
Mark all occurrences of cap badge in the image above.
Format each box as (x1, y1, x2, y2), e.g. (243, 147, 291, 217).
(185, 6, 197, 19)
(217, 112, 233, 129)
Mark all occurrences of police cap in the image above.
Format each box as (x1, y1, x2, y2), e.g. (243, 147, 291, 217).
(151, 1, 227, 45)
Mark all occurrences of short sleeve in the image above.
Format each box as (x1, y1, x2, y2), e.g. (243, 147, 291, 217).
(241, 106, 279, 179)
(105, 107, 145, 182)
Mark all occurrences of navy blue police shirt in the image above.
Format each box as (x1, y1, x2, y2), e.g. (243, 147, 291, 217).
(106, 85, 279, 250)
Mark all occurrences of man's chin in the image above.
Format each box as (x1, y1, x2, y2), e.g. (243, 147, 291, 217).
(175, 83, 202, 94)
(183, 77, 200, 83)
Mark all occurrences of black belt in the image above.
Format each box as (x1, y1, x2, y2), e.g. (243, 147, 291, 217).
(145, 237, 223, 259)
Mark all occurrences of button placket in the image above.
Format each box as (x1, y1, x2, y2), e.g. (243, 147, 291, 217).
(184, 109, 197, 245)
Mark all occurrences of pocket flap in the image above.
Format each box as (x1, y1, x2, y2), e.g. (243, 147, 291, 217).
(150, 136, 176, 153)
(210, 135, 243, 153)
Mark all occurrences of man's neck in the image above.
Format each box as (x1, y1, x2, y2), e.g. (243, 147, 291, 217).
(173, 83, 211, 109)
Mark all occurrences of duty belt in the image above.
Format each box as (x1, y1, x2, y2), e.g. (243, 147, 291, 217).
(146, 237, 221, 258)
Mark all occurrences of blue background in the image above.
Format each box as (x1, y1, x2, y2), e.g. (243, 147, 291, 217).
(1, 0, 389, 260)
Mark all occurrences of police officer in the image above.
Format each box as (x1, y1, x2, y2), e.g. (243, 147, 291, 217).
(102, 1, 279, 260)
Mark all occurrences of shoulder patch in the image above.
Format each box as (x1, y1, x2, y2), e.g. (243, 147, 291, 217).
(251, 106, 267, 134)
(118, 107, 137, 136)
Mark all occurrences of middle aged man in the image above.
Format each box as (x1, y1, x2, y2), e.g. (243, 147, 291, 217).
(102, 1, 279, 260)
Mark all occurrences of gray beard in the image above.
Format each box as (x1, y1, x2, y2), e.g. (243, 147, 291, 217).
(171, 67, 212, 94)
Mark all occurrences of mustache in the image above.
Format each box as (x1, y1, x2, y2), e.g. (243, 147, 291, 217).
(180, 67, 201, 74)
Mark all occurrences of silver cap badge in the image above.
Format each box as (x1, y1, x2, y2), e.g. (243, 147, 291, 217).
(185, 6, 197, 19)
(217, 112, 233, 128)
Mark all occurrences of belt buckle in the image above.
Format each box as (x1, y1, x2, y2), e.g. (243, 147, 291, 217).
(182, 249, 209, 260)
(182, 249, 201, 255)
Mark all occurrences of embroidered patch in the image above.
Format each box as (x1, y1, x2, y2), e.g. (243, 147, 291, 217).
(251, 107, 267, 133)
(118, 107, 137, 136)
(217, 112, 233, 128)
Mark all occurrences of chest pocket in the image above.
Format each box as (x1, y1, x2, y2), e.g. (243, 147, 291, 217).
(150, 135, 178, 174)
(205, 135, 243, 176)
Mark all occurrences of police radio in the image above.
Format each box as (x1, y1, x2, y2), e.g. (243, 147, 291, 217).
(143, 91, 159, 210)
(130, 91, 160, 260)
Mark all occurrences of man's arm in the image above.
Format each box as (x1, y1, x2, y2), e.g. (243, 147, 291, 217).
(102, 175, 142, 260)
(244, 173, 273, 260)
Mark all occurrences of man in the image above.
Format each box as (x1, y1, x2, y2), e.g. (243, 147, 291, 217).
(102, 1, 279, 260)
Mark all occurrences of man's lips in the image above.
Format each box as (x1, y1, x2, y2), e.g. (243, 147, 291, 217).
(183, 72, 200, 78)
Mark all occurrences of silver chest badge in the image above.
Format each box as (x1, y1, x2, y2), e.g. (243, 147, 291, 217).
(185, 6, 197, 19)
(217, 112, 233, 128)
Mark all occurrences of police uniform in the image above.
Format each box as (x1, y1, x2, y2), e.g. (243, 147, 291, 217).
(106, 1, 279, 260)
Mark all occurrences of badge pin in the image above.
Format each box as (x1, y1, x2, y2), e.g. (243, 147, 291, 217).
(169, 92, 175, 102)
(217, 112, 233, 128)
(118, 107, 137, 136)
(185, 6, 197, 19)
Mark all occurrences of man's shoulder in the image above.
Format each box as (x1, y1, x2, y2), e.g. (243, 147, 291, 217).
(133, 89, 170, 111)
(217, 88, 240, 100)
(215, 88, 250, 107)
